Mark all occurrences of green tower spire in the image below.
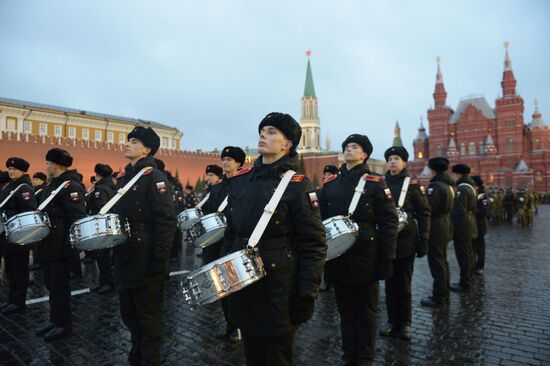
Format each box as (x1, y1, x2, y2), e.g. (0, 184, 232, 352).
(304, 58, 316, 97)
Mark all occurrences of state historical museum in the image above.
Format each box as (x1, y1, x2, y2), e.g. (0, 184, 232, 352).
(408, 43, 550, 192)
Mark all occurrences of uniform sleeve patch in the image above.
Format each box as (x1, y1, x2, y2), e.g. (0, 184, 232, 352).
(427, 187, 434, 195)
(70, 192, 80, 201)
(384, 188, 393, 200)
(308, 191, 319, 208)
(95, 191, 101, 198)
(22, 192, 31, 201)
(156, 181, 167, 194)
(290, 174, 305, 183)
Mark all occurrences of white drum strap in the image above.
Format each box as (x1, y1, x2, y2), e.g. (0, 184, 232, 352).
(99, 167, 153, 215)
(85, 188, 95, 197)
(217, 195, 229, 213)
(347, 174, 368, 216)
(0, 183, 32, 209)
(458, 182, 477, 196)
(37, 181, 72, 211)
(247, 170, 296, 249)
(196, 192, 210, 209)
(397, 177, 411, 209)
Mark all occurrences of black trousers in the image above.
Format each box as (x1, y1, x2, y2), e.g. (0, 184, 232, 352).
(454, 239, 474, 288)
(96, 249, 114, 287)
(4, 250, 30, 306)
(384, 255, 415, 327)
(70, 249, 82, 277)
(119, 282, 165, 366)
(427, 239, 450, 302)
(472, 234, 485, 270)
(333, 280, 379, 363)
(242, 330, 295, 366)
(170, 230, 182, 259)
(202, 240, 222, 265)
(42, 258, 71, 327)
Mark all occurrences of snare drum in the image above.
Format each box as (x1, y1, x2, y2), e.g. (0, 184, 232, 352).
(5, 211, 51, 245)
(181, 248, 266, 307)
(324, 215, 359, 261)
(188, 213, 227, 248)
(397, 208, 409, 233)
(177, 208, 203, 231)
(70, 214, 129, 251)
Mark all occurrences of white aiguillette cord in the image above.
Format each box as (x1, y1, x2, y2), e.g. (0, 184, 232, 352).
(195, 192, 210, 210)
(246, 170, 296, 250)
(37, 181, 72, 212)
(347, 174, 368, 216)
(397, 177, 411, 209)
(0, 183, 33, 209)
(99, 167, 153, 215)
(217, 195, 229, 213)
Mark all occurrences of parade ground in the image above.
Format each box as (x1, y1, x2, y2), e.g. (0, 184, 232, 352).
(1, 206, 549, 366)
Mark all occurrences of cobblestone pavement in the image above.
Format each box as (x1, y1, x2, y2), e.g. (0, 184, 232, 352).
(1, 207, 550, 366)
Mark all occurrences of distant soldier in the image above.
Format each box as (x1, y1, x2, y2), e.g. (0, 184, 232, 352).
(450, 164, 477, 292)
(503, 188, 516, 224)
(472, 176, 489, 275)
(421, 157, 455, 308)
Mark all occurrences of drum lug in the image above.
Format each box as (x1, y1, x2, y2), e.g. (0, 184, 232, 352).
(124, 219, 131, 237)
(214, 264, 230, 291)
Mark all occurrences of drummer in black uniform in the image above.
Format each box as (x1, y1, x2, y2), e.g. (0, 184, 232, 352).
(87, 163, 116, 294)
(112, 126, 177, 366)
(317, 164, 338, 291)
(0, 171, 10, 268)
(379, 147, 430, 341)
(201, 164, 223, 264)
(0, 157, 38, 315)
(221, 112, 326, 366)
(420, 157, 456, 308)
(35, 148, 87, 341)
(30, 172, 48, 271)
(320, 134, 398, 365)
(200, 146, 246, 342)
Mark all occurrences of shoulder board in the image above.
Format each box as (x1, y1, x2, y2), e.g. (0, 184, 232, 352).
(116, 172, 126, 179)
(63, 182, 71, 189)
(290, 174, 305, 183)
(364, 175, 383, 183)
(324, 175, 338, 184)
(410, 179, 419, 185)
(143, 168, 154, 175)
(231, 168, 252, 178)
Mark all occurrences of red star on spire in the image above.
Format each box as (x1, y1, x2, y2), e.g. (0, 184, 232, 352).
(305, 50, 312, 56)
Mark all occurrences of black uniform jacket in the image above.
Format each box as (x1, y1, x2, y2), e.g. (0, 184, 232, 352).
(201, 178, 230, 216)
(36, 170, 87, 262)
(221, 153, 326, 336)
(0, 174, 38, 255)
(426, 172, 455, 245)
(452, 176, 478, 241)
(476, 188, 490, 236)
(321, 163, 398, 285)
(384, 169, 431, 258)
(87, 176, 116, 215)
(112, 156, 177, 290)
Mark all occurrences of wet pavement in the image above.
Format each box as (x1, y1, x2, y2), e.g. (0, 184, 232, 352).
(1, 206, 550, 365)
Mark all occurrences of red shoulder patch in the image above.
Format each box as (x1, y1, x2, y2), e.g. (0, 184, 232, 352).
(63, 182, 71, 189)
(290, 174, 305, 183)
(324, 175, 338, 184)
(410, 179, 419, 185)
(231, 168, 252, 178)
(364, 175, 383, 182)
(143, 168, 154, 175)
(116, 172, 126, 180)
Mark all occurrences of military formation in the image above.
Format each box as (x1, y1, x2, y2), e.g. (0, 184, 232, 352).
(0, 113, 547, 366)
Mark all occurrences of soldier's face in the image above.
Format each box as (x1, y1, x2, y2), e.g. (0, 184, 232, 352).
(206, 172, 221, 185)
(387, 155, 406, 174)
(32, 178, 45, 187)
(344, 143, 367, 163)
(125, 138, 151, 160)
(258, 126, 292, 156)
(45, 161, 62, 178)
(323, 172, 335, 183)
(221, 157, 240, 175)
(7, 167, 24, 180)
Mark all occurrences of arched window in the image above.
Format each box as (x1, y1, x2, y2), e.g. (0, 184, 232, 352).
(506, 138, 514, 152)
(469, 142, 475, 155)
(460, 143, 466, 156)
(479, 141, 484, 154)
(436, 144, 443, 156)
(534, 138, 541, 150)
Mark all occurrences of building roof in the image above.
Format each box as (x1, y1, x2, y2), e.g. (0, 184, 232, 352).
(303, 59, 316, 97)
(530, 103, 547, 130)
(450, 96, 496, 124)
(415, 120, 428, 141)
(0, 96, 178, 131)
(515, 159, 530, 172)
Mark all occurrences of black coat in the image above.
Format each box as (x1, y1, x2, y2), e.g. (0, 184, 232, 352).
(201, 178, 230, 215)
(476, 188, 490, 236)
(0, 174, 38, 255)
(426, 172, 455, 246)
(34, 184, 47, 203)
(87, 176, 116, 215)
(221, 153, 326, 336)
(321, 163, 398, 285)
(452, 176, 478, 240)
(35, 170, 87, 262)
(112, 156, 177, 290)
(384, 169, 431, 258)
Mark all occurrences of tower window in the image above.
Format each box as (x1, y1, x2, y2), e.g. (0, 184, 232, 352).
(418, 151, 423, 159)
(479, 141, 484, 154)
(436, 144, 443, 156)
(469, 142, 475, 155)
(460, 143, 466, 156)
(506, 138, 514, 152)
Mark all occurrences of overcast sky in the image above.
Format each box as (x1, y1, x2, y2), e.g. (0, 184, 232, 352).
(1, 0, 549, 159)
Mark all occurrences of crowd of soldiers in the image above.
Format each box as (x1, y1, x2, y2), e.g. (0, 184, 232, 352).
(0, 113, 547, 366)
(484, 186, 543, 227)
